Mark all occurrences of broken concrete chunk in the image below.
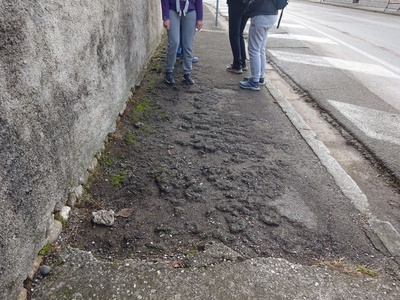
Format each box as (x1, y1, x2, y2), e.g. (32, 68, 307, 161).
(60, 206, 71, 221)
(91, 210, 115, 226)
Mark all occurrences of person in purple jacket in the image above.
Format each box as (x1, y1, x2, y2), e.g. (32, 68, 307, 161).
(161, 0, 203, 85)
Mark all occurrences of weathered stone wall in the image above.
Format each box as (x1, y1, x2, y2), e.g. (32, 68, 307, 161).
(0, 0, 162, 298)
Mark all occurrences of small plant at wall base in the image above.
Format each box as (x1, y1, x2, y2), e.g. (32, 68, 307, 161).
(132, 97, 152, 123)
(110, 171, 126, 188)
(100, 151, 113, 167)
(38, 242, 52, 256)
(125, 132, 136, 145)
(54, 213, 67, 228)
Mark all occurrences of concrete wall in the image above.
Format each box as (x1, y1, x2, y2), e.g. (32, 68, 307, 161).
(0, 0, 162, 298)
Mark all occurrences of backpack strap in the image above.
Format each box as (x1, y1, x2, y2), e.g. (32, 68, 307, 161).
(277, 9, 284, 29)
(176, 0, 190, 16)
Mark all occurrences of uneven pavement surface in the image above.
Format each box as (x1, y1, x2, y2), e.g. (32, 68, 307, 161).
(31, 5, 400, 299)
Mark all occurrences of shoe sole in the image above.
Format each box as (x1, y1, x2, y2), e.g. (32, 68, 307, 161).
(227, 69, 243, 74)
(243, 77, 265, 86)
(239, 84, 260, 91)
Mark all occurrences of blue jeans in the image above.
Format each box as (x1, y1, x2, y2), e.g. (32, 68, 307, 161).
(248, 14, 277, 82)
(228, 2, 248, 69)
(166, 10, 197, 74)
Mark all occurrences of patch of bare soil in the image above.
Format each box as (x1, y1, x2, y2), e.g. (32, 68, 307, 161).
(57, 40, 399, 279)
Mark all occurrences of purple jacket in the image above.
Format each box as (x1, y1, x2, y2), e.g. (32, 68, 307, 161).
(161, 0, 203, 21)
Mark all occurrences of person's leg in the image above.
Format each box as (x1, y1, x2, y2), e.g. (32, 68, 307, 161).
(166, 10, 181, 76)
(239, 14, 249, 70)
(181, 10, 197, 84)
(228, 2, 247, 70)
(259, 15, 278, 80)
(247, 15, 266, 83)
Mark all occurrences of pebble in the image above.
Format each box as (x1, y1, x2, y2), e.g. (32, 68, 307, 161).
(39, 265, 51, 276)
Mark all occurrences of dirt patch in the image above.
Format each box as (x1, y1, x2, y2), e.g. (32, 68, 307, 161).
(54, 36, 399, 279)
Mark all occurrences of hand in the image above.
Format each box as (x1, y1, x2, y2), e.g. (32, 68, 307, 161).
(196, 20, 203, 31)
(163, 19, 170, 30)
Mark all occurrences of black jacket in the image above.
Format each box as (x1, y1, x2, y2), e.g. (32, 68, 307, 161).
(244, 0, 278, 17)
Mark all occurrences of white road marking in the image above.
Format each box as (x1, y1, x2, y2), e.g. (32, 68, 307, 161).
(328, 100, 400, 145)
(269, 34, 338, 44)
(288, 15, 400, 76)
(268, 50, 400, 79)
(279, 24, 306, 29)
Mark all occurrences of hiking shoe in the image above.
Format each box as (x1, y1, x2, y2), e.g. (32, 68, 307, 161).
(192, 56, 199, 63)
(244, 76, 265, 85)
(183, 73, 194, 85)
(226, 65, 243, 74)
(165, 72, 175, 85)
(239, 78, 260, 91)
(242, 65, 248, 71)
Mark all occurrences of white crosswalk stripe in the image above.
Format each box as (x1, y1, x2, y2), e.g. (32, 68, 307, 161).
(268, 50, 400, 79)
(278, 24, 307, 29)
(328, 100, 400, 145)
(269, 34, 338, 44)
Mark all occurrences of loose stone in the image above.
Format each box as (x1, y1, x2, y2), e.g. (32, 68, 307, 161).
(91, 210, 115, 226)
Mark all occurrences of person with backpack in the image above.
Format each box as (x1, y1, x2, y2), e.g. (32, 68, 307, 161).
(239, 0, 278, 91)
(161, 0, 203, 85)
(226, 0, 249, 74)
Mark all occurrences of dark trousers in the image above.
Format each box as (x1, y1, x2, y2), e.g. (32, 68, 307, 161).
(228, 2, 248, 69)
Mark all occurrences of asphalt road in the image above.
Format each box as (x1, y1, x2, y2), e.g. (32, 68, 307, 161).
(206, 0, 400, 182)
(266, 0, 400, 181)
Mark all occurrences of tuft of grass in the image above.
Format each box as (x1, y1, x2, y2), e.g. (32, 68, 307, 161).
(132, 97, 152, 123)
(100, 152, 113, 167)
(110, 171, 126, 188)
(125, 132, 136, 145)
(356, 265, 377, 277)
(54, 214, 67, 228)
(39, 242, 52, 256)
(184, 249, 199, 256)
(316, 257, 378, 277)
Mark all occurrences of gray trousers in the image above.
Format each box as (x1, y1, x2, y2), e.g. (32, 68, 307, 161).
(248, 14, 278, 82)
(166, 9, 197, 75)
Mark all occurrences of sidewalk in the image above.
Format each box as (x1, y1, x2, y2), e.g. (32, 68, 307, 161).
(31, 4, 400, 300)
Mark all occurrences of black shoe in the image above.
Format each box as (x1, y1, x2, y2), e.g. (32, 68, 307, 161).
(166, 72, 175, 85)
(183, 73, 194, 85)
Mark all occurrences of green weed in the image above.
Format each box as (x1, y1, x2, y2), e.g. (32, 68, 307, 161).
(356, 265, 376, 277)
(39, 242, 52, 256)
(317, 257, 378, 277)
(184, 249, 199, 256)
(54, 214, 67, 228)
(110, 171, 126, 188)
(125, 132, 136, 145)
(100, 152, 112, 167)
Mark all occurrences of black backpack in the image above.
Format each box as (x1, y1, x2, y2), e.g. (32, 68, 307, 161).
(273, 0, 288, 10)
(273, 0, 288, 29)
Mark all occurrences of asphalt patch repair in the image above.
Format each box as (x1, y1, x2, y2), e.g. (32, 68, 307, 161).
(37, 35, 400, 294)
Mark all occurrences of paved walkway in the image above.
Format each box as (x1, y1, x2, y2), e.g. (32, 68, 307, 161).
(31, 3, 400, 300)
